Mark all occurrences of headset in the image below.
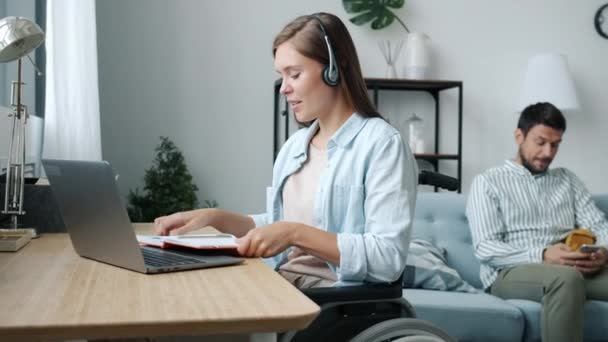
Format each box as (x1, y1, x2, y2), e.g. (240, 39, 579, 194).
(311, 14, 340, 87)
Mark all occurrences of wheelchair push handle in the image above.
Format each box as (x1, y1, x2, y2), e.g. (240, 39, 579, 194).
(418, 170, 459, 192)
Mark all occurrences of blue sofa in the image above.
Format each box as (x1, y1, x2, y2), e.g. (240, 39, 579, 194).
(405, 192, 608, 342)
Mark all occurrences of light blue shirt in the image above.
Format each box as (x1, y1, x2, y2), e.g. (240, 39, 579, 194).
(250, 113, 418, 284)
(467, 160, 608, 289)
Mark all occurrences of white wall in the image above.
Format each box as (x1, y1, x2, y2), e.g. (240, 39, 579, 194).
(96, 0, 608, 214)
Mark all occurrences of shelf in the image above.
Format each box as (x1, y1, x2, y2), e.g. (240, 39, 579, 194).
(362, 78, 463, 192)
(414, 154, 459, 161)
(274, 78, 462, 92)
(364, 78, 462, 92)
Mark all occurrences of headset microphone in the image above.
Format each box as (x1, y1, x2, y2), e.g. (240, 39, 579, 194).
(311, 14, 340, 87)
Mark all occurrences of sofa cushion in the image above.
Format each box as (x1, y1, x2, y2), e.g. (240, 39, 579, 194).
(404, 239, 478, 293)
(413, 192, 484, 289)
(405, 289, 524, 342)
(507, 299, 608, 342)
(409, 193, 608, 341)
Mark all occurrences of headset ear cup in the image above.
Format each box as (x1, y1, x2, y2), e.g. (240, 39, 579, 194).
(323, 65, 339, 87)
(311, 14, 340, 87)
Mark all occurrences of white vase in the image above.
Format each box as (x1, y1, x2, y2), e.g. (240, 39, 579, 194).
(403, 33, 431, 80)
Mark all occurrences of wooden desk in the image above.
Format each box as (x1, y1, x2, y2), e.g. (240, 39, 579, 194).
(0, 224, 319, 341)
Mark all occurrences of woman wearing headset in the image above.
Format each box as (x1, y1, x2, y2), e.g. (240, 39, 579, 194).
(155, 13, 417, 288)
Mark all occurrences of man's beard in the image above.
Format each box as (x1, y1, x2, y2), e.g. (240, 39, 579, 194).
(519, 150, 551, 174)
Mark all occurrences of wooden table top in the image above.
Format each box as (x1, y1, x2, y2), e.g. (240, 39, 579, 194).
(0, 224, 319, 341)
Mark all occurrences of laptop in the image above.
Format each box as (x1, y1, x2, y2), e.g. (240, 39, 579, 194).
(42, 159, 243, 274)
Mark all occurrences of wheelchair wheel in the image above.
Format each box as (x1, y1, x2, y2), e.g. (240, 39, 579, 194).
(349, 318, 455, 342)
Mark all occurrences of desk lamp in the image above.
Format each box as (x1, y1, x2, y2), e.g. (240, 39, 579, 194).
(0, 16, 44, 236)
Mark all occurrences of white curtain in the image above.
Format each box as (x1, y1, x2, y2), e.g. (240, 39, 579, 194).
(43, 0, 101, 161)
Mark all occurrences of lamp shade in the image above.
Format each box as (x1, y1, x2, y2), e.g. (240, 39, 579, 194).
(0, 16, 44, 63)
(518, 53, 580, 112)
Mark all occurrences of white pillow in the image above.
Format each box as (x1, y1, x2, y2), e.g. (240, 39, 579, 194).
(403, 239, 479, 293)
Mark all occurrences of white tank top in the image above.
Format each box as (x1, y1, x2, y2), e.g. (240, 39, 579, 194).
(280, 143, 337, 282)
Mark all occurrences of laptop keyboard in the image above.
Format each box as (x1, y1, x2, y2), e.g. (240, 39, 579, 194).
(141, 247, 206, 267)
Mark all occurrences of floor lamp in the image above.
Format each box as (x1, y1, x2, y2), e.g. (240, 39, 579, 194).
(0, 16, 44, 236)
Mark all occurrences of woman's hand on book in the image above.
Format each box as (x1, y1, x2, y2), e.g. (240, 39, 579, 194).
(154, 209, 215, 236)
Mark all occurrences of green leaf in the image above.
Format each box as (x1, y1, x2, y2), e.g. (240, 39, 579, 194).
(384, 0, 405, 10)
(343, 0, 378, 14)
(349, 10, 379, 26)
(343, 0, 407, 31)
(371, 8, 395, 30)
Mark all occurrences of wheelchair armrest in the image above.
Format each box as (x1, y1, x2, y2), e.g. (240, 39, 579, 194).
(302, 280, 403, 305)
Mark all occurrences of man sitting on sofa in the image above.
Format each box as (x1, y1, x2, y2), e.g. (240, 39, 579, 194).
(466, 102, 608, 342)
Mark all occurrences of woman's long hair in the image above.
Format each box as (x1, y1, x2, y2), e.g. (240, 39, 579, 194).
(272, 12, 382, 125)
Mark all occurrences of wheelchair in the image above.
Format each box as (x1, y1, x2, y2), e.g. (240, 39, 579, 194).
(280, 171, 458, 342)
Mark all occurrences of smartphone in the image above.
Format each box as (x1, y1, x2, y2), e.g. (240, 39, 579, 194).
(579, 244, 602, 254)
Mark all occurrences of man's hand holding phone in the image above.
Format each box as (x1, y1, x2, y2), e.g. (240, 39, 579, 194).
(575, 244, 608, 274)
(543, 243, 608, 274)
(579, 244, 602, 254)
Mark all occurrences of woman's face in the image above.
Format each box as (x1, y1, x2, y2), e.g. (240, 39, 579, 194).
(274, 41, 336, 123)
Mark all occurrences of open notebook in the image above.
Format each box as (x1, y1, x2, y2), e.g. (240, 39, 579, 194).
(137, 233, 239, 250)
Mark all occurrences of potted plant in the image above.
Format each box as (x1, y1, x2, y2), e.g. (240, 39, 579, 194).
(127, 136, 217, 223)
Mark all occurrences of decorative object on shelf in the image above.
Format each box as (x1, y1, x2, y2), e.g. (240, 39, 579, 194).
(403, 32, 431, 79)
(595, 3, 608, 39)
(342, 0, 431, 80)
(518, 53, 580, 112)
(378, 40, 403, 78)
(404, 112, 425, 153)
(342, 0, 410, 32)
(0, 16, 44, 237)
(128, 136, 216, 223)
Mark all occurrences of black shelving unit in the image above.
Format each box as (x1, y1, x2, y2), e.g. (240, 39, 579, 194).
(273, 78, 463, 192)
